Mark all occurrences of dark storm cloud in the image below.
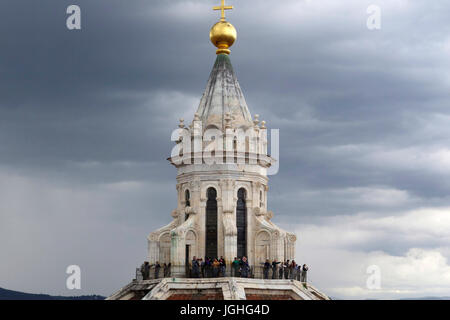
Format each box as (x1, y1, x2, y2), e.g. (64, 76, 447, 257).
(1, 0, 450, 297)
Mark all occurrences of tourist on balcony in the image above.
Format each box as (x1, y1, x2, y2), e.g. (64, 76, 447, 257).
(289, 260, 296, 280)
(166, 263, 171, 277)
(163, 263, 168, 277)
(232, 257, 240, 277)
(240, 256, 250, 278)
(205, 257, 212, 278)
(154, 261, 161, 279)
(212, 258, 220, 277)
(200, 258, 205, 278)
(296, 264, 301, 281)
(192, 256, 200, 278)
(272, 260, 281, 279)
(219, 256, 226, 277)
(301, 264, 309, 283)
(284, 260, 290, 279)
(140, 261, 150, 280)
(262, 259, 271, 279)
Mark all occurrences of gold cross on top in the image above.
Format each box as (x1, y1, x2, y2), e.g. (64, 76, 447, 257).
(213, 0, 233, 21)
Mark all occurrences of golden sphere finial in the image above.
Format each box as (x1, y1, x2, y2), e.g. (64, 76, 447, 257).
(210, 21, 237, 55)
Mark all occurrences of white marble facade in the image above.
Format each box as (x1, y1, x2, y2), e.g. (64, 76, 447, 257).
(147, 54, 296, 276)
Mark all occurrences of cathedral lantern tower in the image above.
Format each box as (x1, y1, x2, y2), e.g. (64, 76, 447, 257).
(147, 0, 297, 277)
(108, 1, 331, 301)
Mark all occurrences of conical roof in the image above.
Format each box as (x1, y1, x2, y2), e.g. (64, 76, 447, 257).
(195, 54, 253, 130)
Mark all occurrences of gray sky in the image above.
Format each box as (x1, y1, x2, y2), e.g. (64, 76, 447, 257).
(1, 0, 450, 299)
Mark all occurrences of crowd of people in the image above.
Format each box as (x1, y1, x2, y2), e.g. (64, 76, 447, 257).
(140, 258, 309, 282)
(261, 259, 308, 282)
(189, 256, 251, 278)
(140, 261, 171, 280)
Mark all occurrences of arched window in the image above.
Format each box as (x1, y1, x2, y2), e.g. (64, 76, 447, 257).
(205, 188, 218, 259)
(236, 188, 247, 258)
(185, 190, 190, 207)
(185, 190, 191, 221)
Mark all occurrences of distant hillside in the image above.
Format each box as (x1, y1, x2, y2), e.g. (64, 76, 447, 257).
(0, 287, 105, 300)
